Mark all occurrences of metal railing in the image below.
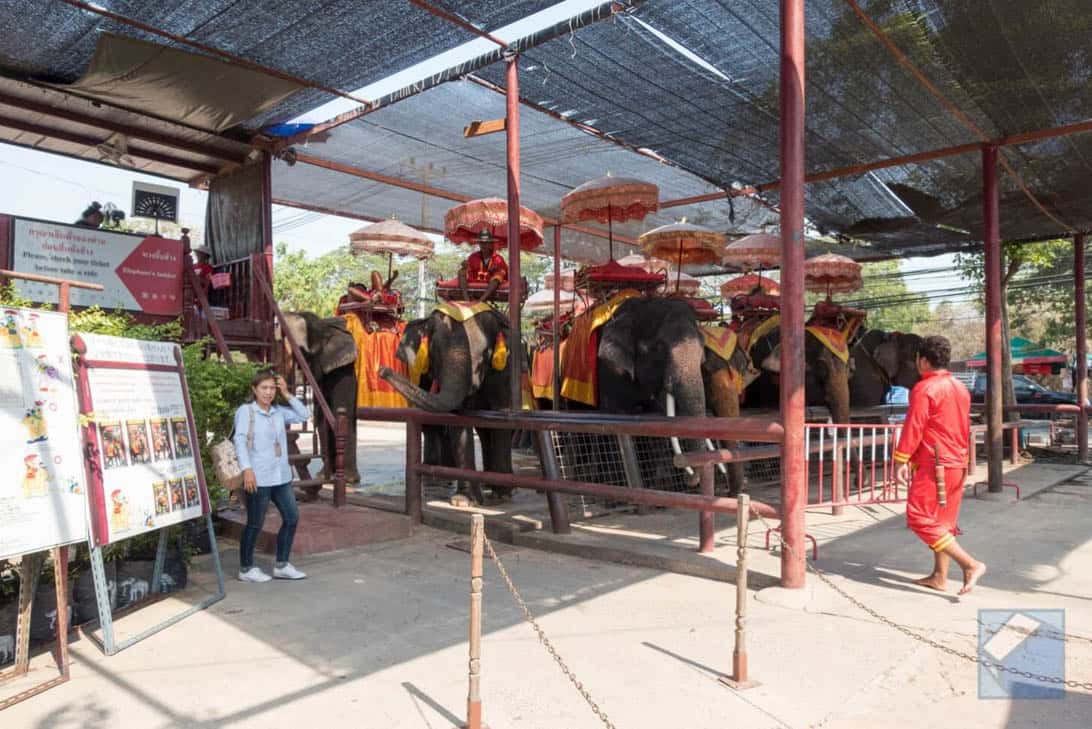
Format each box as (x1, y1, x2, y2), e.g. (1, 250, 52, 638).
(804, 423, 905, 512)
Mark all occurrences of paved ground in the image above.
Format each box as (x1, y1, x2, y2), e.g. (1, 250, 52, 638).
(5, 462, 1091, 728)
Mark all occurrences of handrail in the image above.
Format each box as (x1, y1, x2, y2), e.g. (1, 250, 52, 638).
(358, 407, 785, 442)
(183, 265, 231, 360)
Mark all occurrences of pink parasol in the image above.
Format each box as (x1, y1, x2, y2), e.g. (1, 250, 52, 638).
(616, 252, 672, 273)
(659, 270, 701, 296)
(639, 220, 724, 291)
(561, 173, 659, 260)
(444, 197, 544, 251)
(720, 273, 781, 298)
(804, 253, 863, 297)
(545, 269, 578, 292)
(525, 287, 592, 317)
(349, 218, 433, 259)
(722, 233, 781, 271)
(348, 217, 433, 279)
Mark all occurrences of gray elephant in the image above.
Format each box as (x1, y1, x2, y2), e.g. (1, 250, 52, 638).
(849, 330, 923, 407)
(748, 326, 853, 424)
(558, 296, 708, 486)
(380, 305, 516, 506)
(281, 312, 360, 485)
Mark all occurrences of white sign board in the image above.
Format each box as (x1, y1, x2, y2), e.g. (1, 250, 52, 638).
(12, 218, 184, 315)
(0, 307, 88, 559)
(79, 334, 207, 546)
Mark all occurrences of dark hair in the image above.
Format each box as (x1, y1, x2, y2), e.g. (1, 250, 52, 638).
(918, 335, 951, 369)
(82, 202, 103, 219)
(247, 368, 279, 402)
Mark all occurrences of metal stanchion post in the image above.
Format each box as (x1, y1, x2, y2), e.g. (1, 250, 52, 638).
(458, 513, 488, 729)
(720, 494, 760, 690)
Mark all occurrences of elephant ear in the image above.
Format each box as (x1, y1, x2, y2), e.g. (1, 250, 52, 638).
(312, 318, 357, 374)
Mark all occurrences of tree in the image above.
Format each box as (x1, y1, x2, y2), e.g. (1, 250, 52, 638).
(955, 238, 1075, 407)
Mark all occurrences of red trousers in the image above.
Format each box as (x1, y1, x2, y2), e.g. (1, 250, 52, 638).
(906, 465, 966, 552)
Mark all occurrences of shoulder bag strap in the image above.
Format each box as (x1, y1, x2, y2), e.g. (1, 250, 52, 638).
(246, 406, 256, 453)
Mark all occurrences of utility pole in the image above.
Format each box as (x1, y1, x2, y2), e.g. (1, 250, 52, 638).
(401, 157, 446, 317)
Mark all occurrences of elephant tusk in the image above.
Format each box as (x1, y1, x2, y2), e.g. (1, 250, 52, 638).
(665, 392, 697, 481)
(705, 438, 728, 476)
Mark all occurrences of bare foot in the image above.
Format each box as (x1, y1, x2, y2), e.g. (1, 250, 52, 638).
(913, 575, 948, 592)
(958, 562, 987, 595)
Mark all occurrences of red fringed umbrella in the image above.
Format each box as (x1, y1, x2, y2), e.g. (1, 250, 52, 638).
(561, 173, 659, 260)
(444, 197, 545, 250)
(720, 273, 781, 299)
(804, 253, 863, 298)
(639, 220, 724, 291)
(722, 233, 781, 272)
(349, 217, 434, 278)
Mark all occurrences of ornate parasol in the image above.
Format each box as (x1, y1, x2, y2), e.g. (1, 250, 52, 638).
(720, 273, 781, 298)
(525, 287, 592, 318)
(804, 253, 863, 298)
(722, 233, 781, 272)
(349, 217, 434, 278)
(659, 270, 701, 296)
(616, 252, 673, 273)
(561, 173, 659, 260)
(444, 197, 545, 250)
(639, 220, 724, 291)
(545, 269, 578, 292)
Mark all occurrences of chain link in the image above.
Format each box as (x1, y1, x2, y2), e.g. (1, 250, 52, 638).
(482, 533, 618, 729)
(747, 506, 1092, 691)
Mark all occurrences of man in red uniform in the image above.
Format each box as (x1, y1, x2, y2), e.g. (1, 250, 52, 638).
(457, 229, 508, 302)
(895, 336, 986, 595)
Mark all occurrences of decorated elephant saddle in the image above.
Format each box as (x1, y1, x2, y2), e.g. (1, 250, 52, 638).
(805, 311, 865, 364)
(559, 289, 640, 407)
(733, 311, 780, 354)
(433, 300, 494, 323)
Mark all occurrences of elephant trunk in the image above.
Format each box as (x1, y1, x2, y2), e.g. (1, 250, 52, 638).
(380, 347, 473, 413)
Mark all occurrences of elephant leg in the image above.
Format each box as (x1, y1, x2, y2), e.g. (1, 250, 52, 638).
(483, 427, 514, 502)
(826, 359, 851, 425)
(449, 426, 482, 506)
(708, 368, 746, 497)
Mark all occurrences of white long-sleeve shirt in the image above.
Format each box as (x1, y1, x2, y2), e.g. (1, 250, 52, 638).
(232, 397, 310, 487)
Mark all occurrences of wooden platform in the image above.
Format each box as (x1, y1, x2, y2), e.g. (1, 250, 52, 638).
(219, 502, 413, 556)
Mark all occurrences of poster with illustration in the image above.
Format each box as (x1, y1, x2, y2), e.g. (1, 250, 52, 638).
(0, 307, 88, 560)
(77, 334, 209, 546)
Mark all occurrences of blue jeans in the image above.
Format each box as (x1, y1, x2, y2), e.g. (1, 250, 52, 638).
(240, 483, 299, 569)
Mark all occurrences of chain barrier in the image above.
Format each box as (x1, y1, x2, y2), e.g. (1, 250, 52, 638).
(748, 505, 1092, 691)
(482, 533, 618, 729)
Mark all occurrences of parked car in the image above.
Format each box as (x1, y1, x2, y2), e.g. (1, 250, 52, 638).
(951, 372, 1082, 406)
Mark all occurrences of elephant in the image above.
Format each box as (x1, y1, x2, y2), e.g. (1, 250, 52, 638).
(749, 326, 853, 424)
(560, 296, 708, 487)
(281, 312, 360, 486)
(380, 305, 517, 506)
(849, 330, 923, 407)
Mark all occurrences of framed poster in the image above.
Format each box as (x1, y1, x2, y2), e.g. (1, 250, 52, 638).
(73, 333, 209, 547)
(11, 217, 183, 315)
(0, 307, 88, 560)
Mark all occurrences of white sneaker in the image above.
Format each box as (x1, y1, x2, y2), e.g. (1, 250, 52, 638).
(238, 567, 272, 583)
(272, 562, 307, 580)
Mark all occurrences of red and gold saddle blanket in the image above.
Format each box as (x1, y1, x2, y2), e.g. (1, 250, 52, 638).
(734, 312, 780, 354)
(341, 315, 408, 408)
(559, 290, 639, 407)
(700, 325, 737, 362)
(805, 324, 850, 363)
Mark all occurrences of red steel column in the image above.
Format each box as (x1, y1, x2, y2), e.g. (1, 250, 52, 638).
(552, 224, 562, 411)
(983, 145, 1004, 492)
(779, 0, 807, 588)
(1076, 233, 1088, 462)
(506, 54, 523, 412)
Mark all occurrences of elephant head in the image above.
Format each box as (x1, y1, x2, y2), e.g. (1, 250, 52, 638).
(282, 312, 357, 375)
(381, 307, 510, 412)
(850, 330, 922, 406)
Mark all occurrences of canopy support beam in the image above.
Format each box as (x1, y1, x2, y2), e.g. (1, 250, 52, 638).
(778, 0, 807, 589)
(983, 145, 1004, 493)
(1077, 233, 1088, 463)
(506, 56, 523, 415)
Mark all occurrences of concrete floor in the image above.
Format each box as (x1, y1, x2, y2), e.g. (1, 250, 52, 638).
(4, 463, 1092, 728)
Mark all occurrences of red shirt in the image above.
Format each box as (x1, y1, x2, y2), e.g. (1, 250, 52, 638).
(466, 251, 508, 284)
(193, 262, 213, 279)
(894, 370, 971, 468)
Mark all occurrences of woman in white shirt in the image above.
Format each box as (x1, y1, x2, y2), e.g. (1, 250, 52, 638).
(233, 369, 311, 583)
